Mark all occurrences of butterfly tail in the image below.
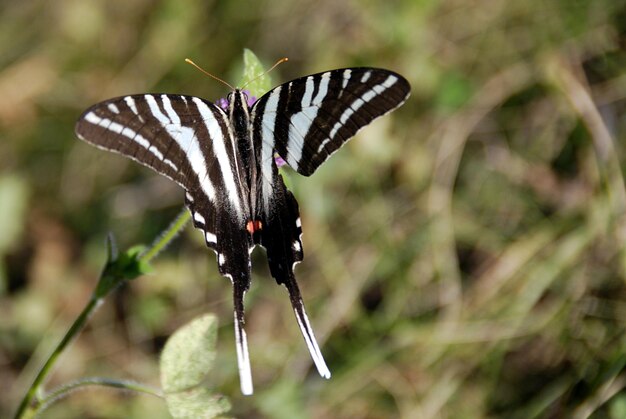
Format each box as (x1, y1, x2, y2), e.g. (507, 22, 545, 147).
(213, 206, 255, 395)
(233, 279, 254, 395)
(282, 271, 332, 379)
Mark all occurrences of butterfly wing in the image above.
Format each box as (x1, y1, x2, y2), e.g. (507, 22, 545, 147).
(76, 94, 256, 394)
(249, 67, 409, 379)
(251, 67, 411, 177)
(257, 167, 331, 379)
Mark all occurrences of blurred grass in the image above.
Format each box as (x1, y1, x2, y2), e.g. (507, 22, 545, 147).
(2, 0, 626, 417)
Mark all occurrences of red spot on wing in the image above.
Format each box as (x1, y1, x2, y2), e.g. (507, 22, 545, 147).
(246, 220, 263, 234)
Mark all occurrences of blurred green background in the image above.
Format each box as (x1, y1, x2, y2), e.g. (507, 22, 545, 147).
(3, 0, 626, 417)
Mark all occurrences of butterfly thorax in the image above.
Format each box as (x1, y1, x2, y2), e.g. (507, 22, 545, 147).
(227, 90, 253, 174)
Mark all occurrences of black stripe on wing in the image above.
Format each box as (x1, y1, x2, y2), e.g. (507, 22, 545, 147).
(251, 67, 411, 177)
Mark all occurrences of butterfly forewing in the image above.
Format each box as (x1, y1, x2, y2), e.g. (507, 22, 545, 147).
(76, 93, 251, 249)
(251, 67, 410, 177)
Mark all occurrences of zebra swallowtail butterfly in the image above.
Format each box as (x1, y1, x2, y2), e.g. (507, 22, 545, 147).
(76, 66, 410, 395)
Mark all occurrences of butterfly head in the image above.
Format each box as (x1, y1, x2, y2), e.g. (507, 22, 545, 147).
(223, 90, 257, 112)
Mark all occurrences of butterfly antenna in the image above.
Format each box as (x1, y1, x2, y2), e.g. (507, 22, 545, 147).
(185, 58, 235, 91)
(240, 57, 289, 90)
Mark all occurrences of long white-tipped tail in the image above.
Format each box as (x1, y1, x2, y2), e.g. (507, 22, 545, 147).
(233, 282, 254, 395)
(292, 298, 331, 378)
(234, 310, 254, 395)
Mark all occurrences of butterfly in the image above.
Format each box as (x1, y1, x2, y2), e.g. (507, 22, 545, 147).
(75, 65, 411, 394)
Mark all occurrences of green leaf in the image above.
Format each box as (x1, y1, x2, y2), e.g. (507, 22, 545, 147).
(94, 242, 150, 298)
(160, 314, 219, 393)
(239, 48, 271, 97)
(161, 314, 229, 419)
(165, 388, 231, 419)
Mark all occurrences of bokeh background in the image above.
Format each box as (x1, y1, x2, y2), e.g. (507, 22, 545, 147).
(3, 0, 626, 417)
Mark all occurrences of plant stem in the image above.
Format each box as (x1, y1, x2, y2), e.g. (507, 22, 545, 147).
(39, 377, 163, 412)
(13, 297, 100, 418)
(14, 206, 190, 419)
(140, 207, 191, 263)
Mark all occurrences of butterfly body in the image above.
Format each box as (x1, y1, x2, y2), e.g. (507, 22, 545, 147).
(76, 67, 410, 395)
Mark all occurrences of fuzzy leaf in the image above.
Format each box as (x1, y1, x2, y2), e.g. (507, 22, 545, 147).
(165, 388, 231, 419)
(160, 314, 219, 392)
(161, 314, 229, 418)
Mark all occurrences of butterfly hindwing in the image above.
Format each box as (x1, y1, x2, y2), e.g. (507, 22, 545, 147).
(258, 168, 331, 378)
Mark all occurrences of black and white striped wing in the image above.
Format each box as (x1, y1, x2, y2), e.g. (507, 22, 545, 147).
(249, 68, 410, 382)
(76, 93, 256, 394)
(75, 94, 249, 251)
(251, 67, 410, 177)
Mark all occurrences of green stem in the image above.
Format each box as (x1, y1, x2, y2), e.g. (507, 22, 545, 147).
(140, 207, 191, 263)
(38, 377, 163, 413)
(14, 206, 190, 419)
(13, 297, 100, 418)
